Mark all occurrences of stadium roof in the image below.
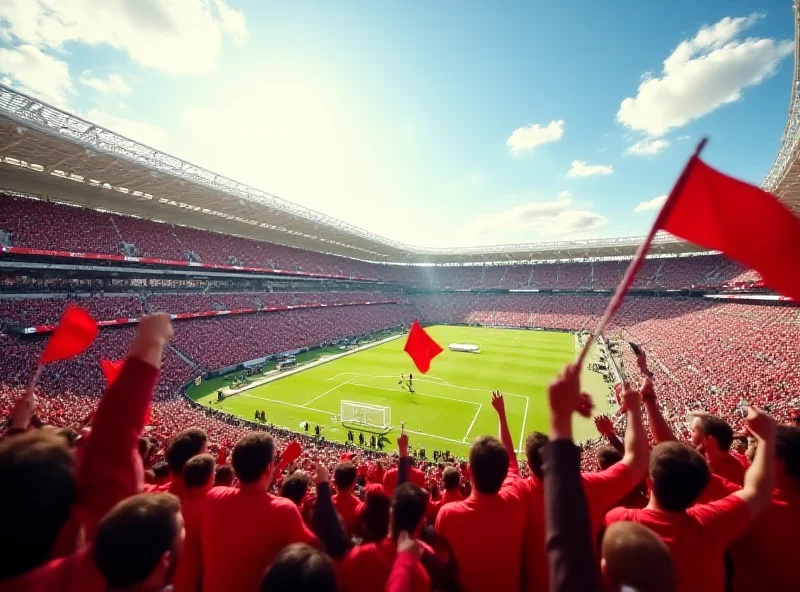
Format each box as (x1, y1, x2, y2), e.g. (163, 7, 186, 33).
(1, 42, 797, 266)
(760, 0, 800, 211)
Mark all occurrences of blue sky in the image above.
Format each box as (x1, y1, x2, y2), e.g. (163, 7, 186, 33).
(0, 0, 795, 248)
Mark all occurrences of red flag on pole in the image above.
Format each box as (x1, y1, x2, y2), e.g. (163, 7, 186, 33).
(100, 359, 124, 387)
(577, 138, 800, 365)
(40, 306, 99, 364)
(403, 320, 443, 374)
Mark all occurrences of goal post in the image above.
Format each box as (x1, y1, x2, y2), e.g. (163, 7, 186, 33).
(340, 400, 391, 430)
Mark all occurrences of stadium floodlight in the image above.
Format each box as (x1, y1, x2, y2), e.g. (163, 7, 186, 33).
(340, 400, 391, 430)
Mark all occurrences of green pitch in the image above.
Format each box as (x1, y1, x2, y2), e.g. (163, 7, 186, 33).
(189, 326, 612, 457)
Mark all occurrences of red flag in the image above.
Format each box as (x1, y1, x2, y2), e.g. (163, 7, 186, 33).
(403, 320, 443, 374)
(100, 359, 124, 387)
(40, 306, 98, 364)
(658, 158, 800, 302)
(276, 441, 302, 473)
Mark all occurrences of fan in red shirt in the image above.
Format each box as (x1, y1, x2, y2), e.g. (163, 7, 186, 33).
(173, 454, 216, 592)
(143, 427, 209, 494)
(332, 462, 364, 537)
(341, 483, 431, 592)
(200, 432, 318, 592)
(689, 413, 747, 486)
(518, 382, 650, 592)
(383, 461, 426, 494)
(605, 406, 777, 592)
(730, 425, 800, 591)
(435, 392, 526, 592)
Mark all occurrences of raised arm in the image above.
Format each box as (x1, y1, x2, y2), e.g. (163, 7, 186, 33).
(544, 365, 601, 592)
(311, 463, 351, 558)
(733, 407, 776, 517)
(76, 314, 172, 539)
(385, 531, 421, 592)
(491, 391, 518, 475)
(397, 427, 411, 486)
(619, 384, 649, 482)
(640, 377, 677, 443)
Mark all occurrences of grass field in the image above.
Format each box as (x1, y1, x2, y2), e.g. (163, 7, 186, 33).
(189, 326, 612, 457)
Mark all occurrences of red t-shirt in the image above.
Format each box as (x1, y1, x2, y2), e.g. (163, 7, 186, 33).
(605, 494, 751, 592)
(518, 462, 634, 592)
(695, 473, 741, 505)
(707, 453, 746, 486)
(730, 486, 800, 591)
(333, 491, 364, 536)
(435, 475, 525, 592)
(341, 538, 431, 592)
(383, 466, 426, 494)
(0, 548, 105, 592)
(201, 486, 318, 592)
(172, 489, 206, 592)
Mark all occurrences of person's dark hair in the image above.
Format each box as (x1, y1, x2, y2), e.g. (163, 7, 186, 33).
(183, 454, 215, 490)
(93, 493, 181, 589)
(152, 461, 170, 480)
(391, 483, 428, 534)
(776, 425, 800, 480)
(0, 430, 77, 579)
(214, 464, 235, 487)
(280, 472, 311, 505)
(596, 446, 623, 470)
(232, 433, 274, 484)
(260, 543, 336, 592)
(55, 427, 80, 448)
(165, 428, 207, 474)
(525, 432, 549, 479)
(469, 435, 508, 494)
(649, 442, 710, 511)
(333, 462, 358, 491)
(693, 414, 734, 452)
(442, 466, 460, 491)
(359, 489, 391, 543)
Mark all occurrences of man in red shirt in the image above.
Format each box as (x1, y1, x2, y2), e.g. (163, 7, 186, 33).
(332, 462, 364, 537)
(435, 393, 526, 592)
(200, 432, 318, 592)
(143, 427, 208, 494)
(173, 454, 215, 592)
(0, 313, 172, 592)
(730, 425, 800, 591)
(518, 382, 649, 592)
(341, 483, 431, 592)
(383, 460, 426, 494)
(689, 412, 746, 486)
(605, 407, 776, 592)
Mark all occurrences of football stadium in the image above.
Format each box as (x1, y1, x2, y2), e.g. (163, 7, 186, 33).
(1, 2, 800, 591)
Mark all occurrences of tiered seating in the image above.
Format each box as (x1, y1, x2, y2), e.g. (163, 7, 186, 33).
(0, 295, 143, 328)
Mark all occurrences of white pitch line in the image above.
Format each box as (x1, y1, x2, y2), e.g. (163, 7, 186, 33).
(463, 403, 483, 442)
(326, 371, 528, 399)
(401, 427, 467, 446)
(350, 383, 480, 407)
(234, 393, 331, 416)
(301, 377, 352, 408)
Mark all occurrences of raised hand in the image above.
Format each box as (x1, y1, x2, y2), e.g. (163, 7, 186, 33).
(744, 407, 776, 442)
(491, 390, 506, 417)
(594, 414, 615, 436)
(548, 364, 581, 417)
(397, 424, 409, 458)
(313, 462, 330, 486)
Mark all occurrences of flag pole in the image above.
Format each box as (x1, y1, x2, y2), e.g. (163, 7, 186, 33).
(576, 138, 708, 367)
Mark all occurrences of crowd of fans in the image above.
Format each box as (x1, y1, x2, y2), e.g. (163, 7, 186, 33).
(1, 193, 760, 289)
(1, 313, 798, 592)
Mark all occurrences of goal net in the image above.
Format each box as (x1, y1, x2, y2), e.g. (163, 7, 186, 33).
(340, 400, 391, 430)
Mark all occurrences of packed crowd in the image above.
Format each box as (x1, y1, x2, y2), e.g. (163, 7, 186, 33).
(2, 314, 798, 592)
(1, 193, 760, 289)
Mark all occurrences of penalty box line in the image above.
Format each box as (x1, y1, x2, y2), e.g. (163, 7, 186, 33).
(326, 371, 529, 399)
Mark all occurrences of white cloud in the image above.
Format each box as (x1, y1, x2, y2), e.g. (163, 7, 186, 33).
(0, 0, 248, 75)
(86, 108, 169, 150)
(465, 195, 608, 238)
(567, 160, 613, 178)
(626, 137, 670, 156)
(635, 195, 667, 212)
(0, 44, 72, 106)
(80, 71, 131, 94)
(557, 190, 571, 198)
(507, 120, 564, 153)
(618, 14, 793, 136)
